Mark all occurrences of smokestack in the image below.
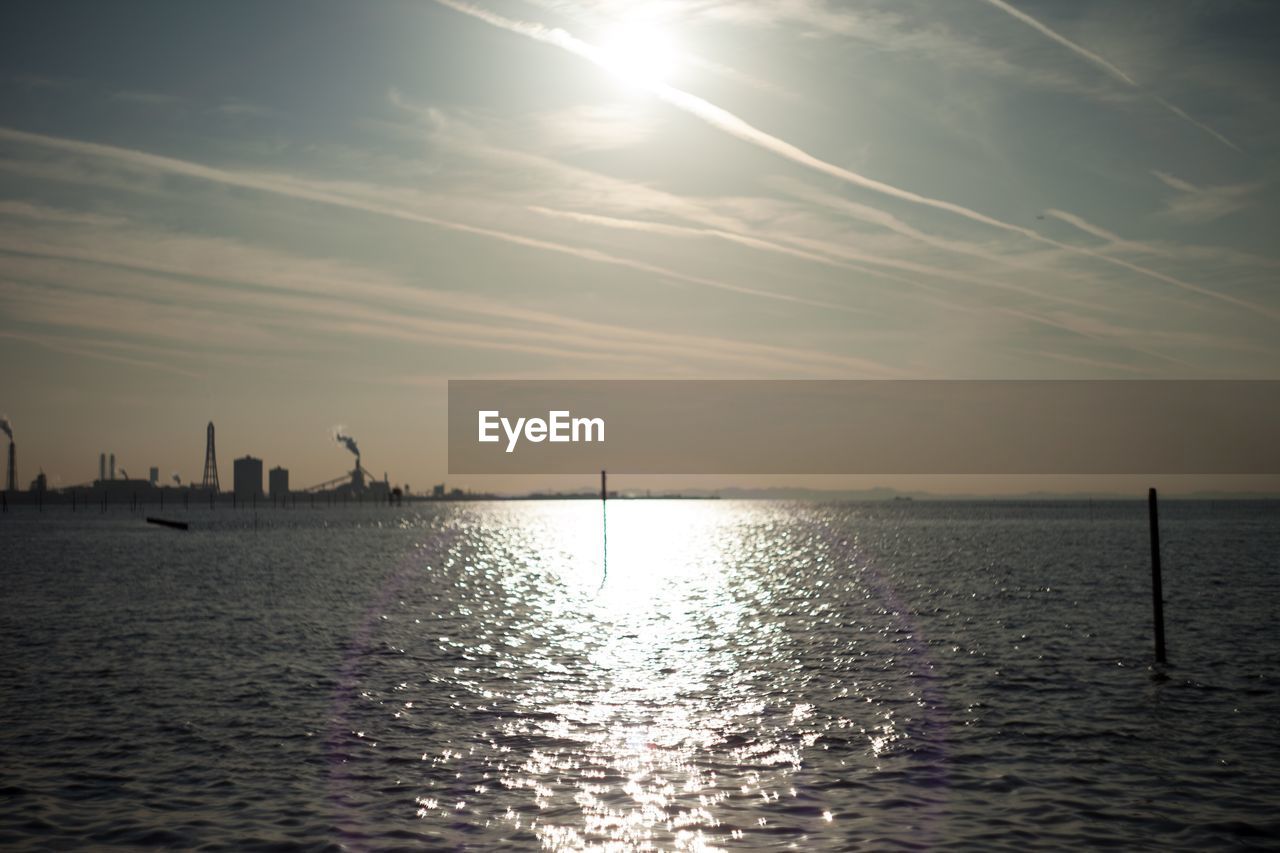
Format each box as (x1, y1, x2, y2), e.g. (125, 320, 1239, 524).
(100, 453, 106, 483)
(110, 453, 115, 481)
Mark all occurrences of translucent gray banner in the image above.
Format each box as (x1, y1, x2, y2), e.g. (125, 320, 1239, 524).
(447, 380, 1280, 474)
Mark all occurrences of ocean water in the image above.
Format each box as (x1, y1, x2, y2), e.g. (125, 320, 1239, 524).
(1, 499, 1278, 851)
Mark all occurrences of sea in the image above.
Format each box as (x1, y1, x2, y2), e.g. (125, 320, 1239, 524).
(1, 499, 1277, 851)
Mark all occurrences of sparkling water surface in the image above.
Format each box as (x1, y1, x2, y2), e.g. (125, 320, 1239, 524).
(2, 500, 1278, 850)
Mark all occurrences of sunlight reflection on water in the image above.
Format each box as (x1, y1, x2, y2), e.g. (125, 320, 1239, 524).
(333, 501, 933, 850)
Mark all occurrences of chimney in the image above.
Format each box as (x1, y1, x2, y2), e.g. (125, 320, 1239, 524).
(6, 441, 14, 492)
(99, 452, 106, 483)
(110, 453, 115, 481)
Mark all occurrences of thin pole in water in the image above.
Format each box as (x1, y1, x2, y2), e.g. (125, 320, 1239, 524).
(600, 470, 608, 589)
(1148, 487, 1167, 664)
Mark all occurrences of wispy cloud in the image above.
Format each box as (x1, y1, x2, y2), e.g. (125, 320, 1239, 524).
(977, 0, 1240, 151)
(533, 103, 655, 151)
(109, 90, 185, 107)
(977, 0, 1134, 85)
(0, 126, 850, 314)
(1040, 208, 1176, 260)
(1041, 208, 1126, 244)
(1153, 97, 1241, 154)
(0, 328, 204, 378)
(0, 209, 899, 377)
(0, 200, 125, 227)
(429, 0, 1271, 319)
(1152, 169, 1260, 223)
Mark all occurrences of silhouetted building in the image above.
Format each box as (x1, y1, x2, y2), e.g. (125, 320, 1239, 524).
(233, 455, 263, 502)
(149, 466, 159, 486)
(433, 483, 445, 498)
(269, 466, 289, 499)
(29, 470, 46, 493)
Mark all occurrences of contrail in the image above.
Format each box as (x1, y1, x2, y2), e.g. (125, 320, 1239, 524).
(0, 127, 849, 315)
(977, 0, 1240, 152)
(431, 0, 1273, 318)
(1154, 98, 1241, 153)
(1043, 209, 1125, 244)
(978, 0, 1134, 85)
(432, 0, 1026, 235)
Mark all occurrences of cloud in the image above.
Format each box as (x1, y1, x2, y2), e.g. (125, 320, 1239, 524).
(976, 0, 1239, 151)
(0, 211, 900, 378)
(977, 0, 1134, 85)
(1041, 208, 1126, 244)
(1152, 170, 1260, 223)
(429, 1, 1270, 319)
(0, 200, 125, 227)
(1153, 97, 1240, 154)
(109, 90, 185, 107)
(0, 329, 204, 378)
(1040, 208, 1175, 259)
(0, 126, 850, 314)
(533, 103, 655, 151)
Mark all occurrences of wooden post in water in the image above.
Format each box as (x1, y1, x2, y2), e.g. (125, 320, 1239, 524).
(1148, 487, 1167, 664)
(600, 470, 608, 588)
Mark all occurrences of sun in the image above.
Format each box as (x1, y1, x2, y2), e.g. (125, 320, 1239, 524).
(596, 22, 680, 90)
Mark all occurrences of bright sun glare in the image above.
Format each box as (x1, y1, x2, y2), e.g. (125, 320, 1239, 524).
(596, 23, 680, 89)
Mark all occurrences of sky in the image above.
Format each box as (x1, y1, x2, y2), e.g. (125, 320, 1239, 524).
(1, 0, 1278, 495)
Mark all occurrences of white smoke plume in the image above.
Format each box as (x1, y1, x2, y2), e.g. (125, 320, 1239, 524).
(334, 428, 360, 457)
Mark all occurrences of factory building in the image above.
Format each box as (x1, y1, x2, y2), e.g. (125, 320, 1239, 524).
(269, 466, 289, 500)
(233, 455, 263, 502)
